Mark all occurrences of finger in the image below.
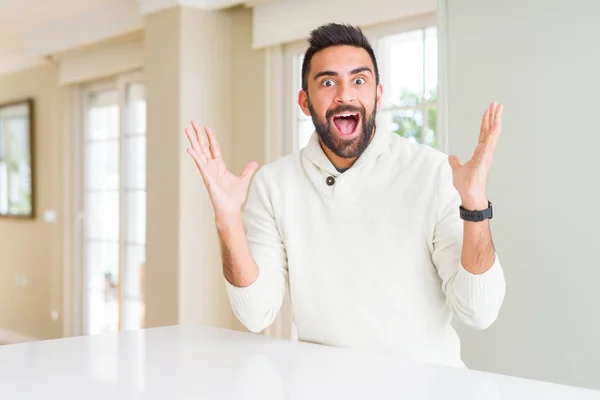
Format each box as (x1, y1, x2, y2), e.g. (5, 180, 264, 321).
(204, 125, 223, 159)
(490, 104, 503, 153)
(191, 120, 212, 160)
(478, 121, 502, 168)
(185, 128, 206, 163)
(479, 109, 489, 143)
(448, 155, 462, 172)
(488, 102, 496, 132)
(485, 120, 502, 156)
(187, 148, 213, 188)
(241, 161, 259, 181)
(482, 103, 503, 141)
(495, 103, 504, 126)
(186, 147, 206, 173)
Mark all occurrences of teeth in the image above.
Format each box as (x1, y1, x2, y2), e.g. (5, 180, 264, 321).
(337, 113, 357, 117)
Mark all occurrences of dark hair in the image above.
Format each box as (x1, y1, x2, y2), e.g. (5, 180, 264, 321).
(301, 23, 380, 91)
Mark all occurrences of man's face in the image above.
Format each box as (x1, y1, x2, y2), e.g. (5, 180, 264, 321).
(299, 45, 383, 164)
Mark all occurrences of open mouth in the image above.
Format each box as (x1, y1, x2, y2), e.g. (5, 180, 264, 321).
(332, 112, 360, 137)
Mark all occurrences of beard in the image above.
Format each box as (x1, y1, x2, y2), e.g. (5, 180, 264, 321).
(307, 96, 377, 160)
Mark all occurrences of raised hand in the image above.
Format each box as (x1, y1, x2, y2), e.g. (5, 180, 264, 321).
(185, 121, 259, 219)
(448, 102, 503, 211)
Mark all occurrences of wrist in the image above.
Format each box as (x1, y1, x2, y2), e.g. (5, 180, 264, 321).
(460, 195, 489, 211)
(215, 211, 243, 231)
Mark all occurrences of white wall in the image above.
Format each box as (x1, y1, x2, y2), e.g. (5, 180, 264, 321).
(443, 0, 600, 391)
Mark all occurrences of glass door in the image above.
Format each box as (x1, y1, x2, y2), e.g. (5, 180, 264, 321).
(80, 72, 146, 335)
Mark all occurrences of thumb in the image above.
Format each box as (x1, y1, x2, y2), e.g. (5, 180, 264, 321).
(241, 161, 260, 181)
(448, 155, 462, 172)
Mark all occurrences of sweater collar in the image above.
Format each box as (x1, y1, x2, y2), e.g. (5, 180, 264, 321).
(303, 124, 392, 176)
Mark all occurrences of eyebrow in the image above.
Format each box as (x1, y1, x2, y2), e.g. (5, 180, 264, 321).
(313, 66, 373, 81)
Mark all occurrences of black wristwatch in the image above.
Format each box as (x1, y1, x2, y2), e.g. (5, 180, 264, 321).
(459, 201, 493, 222)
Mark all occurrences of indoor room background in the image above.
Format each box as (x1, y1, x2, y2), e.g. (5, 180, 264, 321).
(0, 0, 598, 393)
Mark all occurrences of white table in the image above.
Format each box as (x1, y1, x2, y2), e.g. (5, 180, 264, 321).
(0, 324, 598, 399)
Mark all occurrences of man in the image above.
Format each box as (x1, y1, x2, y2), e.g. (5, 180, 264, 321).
(184, 23, 506, 368)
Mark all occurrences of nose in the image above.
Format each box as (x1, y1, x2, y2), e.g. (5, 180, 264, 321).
(334, 81, 357, 104)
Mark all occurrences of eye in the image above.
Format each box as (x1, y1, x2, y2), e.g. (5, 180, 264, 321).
(354, 77, 366, 85)
(322, 79, 336, 87)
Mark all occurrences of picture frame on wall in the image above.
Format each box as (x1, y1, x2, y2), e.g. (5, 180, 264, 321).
(0, 98, 35, 219)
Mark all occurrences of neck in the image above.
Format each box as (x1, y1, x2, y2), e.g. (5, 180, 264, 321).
(319, 143, 357, 170)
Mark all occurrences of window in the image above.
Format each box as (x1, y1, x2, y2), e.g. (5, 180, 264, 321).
(294, 53, 316, 151)
(283, 42, 317, 154)
(284, 21, 438, 153)
(78, 72, 146, 335)
(377, 26, 438, 147)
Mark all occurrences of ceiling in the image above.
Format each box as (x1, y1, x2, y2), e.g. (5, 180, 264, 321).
(0, 0, 112, 38)
(0, 0, 267, 76)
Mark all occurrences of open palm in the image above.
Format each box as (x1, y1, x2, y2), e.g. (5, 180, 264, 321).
(448, 102, 503, 209)
(185, 121, 258, 217)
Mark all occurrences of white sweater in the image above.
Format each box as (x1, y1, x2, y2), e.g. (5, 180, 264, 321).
(225, 127, 506, 368)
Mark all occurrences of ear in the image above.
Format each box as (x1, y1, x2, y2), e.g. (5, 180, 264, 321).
(298, 89, 311, 117)
(376, 83, 383, 110)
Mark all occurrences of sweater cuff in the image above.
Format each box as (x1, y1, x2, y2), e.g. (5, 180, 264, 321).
(455, 253, 505, 301)
(224, 271, 266, 310)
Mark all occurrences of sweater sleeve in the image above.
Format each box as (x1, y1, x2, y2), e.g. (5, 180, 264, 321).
(224, 167, 288, 333)
(431, 159, 506, 330)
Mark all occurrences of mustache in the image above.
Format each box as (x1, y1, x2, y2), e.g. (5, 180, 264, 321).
(326, 105, 365, 120)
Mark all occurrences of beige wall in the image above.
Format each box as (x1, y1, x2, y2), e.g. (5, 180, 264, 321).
(0, 4, 269, 341)
(143, 6, 181, 330)
(0, 63, 64, 340)
(177, 5, 234, 329)
(144, 5, 267, 331)
(231, 6, 267, 176)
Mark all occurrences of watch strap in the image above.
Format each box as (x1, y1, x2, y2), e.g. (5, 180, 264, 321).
(459, 201, 493, 222)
